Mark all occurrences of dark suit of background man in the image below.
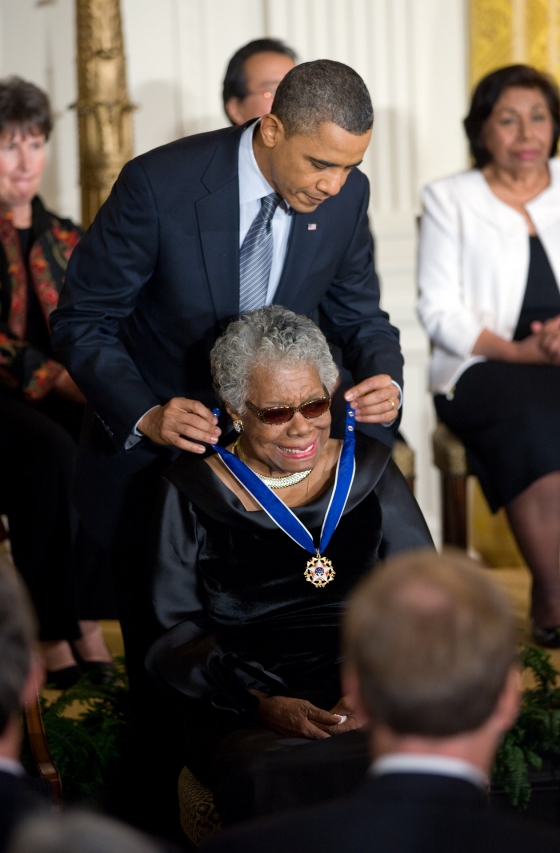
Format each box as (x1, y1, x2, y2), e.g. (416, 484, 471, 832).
(205, 550, 560, 853)
(50, 60, 403, 686)
(0, 565, 46, 853)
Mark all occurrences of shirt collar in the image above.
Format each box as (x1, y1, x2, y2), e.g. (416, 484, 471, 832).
(238, 120, 279, 206)
(0, 756, 25, 777)
(371, 753, 487, 790)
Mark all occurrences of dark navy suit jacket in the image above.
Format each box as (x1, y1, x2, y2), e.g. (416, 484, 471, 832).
(51, 123, 403, 546)
(203, 773, 560, 853)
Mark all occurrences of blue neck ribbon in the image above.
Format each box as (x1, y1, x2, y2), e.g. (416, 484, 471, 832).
(211, 404, 356, 556)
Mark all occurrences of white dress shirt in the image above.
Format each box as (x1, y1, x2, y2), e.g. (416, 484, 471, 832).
(371, 753, 487, 790)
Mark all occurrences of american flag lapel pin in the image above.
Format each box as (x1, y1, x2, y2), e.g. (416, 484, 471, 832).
(308, 223, 317, 231)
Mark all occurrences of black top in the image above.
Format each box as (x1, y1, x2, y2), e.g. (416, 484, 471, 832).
(148, 434, 433, 717)
(513, 236, 560, 340)
(17, 227, 52, 358)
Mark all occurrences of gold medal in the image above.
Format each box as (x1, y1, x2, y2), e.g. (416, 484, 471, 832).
(304, 555, 335, 588)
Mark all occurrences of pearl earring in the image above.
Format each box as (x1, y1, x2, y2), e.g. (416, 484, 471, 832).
(233, 420, 243, 434)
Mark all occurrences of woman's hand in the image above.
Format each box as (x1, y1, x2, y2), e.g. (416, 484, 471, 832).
(251, 691, 343, 740)
(52, 369, 86, 404)
(532, 317, 560, 364)
(511, 333, 555, 364)
(472, 327, 553, 364)
(322, 695, 361, 736)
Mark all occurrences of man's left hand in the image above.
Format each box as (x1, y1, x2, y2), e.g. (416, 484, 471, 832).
(344, 374, 399, 424)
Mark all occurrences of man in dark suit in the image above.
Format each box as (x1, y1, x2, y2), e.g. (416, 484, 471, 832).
(0, 565, 46, 853)
(50, 59, 403, 680)
(203, 550, 560, 853)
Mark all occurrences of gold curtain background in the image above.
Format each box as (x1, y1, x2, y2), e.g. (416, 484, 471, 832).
(469, 0, 560, 566)
(471, 0, 560, 86)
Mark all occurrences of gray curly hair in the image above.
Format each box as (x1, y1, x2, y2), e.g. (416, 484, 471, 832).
(211, 306, 339, 414)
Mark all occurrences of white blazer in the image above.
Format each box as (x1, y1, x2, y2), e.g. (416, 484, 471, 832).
(417, 160, 560, 394)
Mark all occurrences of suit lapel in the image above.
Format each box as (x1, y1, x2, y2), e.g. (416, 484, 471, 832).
(272, 204, 326, 310)
(196, 126, 244, 328)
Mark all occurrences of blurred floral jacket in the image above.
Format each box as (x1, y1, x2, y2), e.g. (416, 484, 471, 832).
(0, 196, 81, 401)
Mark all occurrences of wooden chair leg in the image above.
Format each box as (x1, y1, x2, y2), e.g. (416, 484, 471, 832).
(23, 684, 62, 802)
(441, 473, 468, 549)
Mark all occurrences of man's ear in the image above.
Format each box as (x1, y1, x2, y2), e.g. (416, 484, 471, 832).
(341, 665, 371, 728)
(259, 113, 284, 149)
(225, 98, 244, 126)
(490, 664, 521, 737)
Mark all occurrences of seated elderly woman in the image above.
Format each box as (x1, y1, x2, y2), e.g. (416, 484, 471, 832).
(147, 305, 432, 824)
(417, 64, 560, 647)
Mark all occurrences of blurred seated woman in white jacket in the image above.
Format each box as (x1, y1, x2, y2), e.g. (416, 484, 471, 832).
(418, 64, 560, 647)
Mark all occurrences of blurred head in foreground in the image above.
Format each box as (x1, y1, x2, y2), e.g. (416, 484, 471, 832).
(343, 550, 519, 773)
(0, 563, 38, 756)
(8, 811, 160, 853)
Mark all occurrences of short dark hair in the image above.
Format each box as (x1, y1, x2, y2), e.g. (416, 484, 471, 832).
(271, 60, 373, 138)
(344, 550, 516, 737)
(222, 38, 298, 109)
(0, 565, 36, 736)
(464, 64, 560, 168)
(0, 76, 52, 140)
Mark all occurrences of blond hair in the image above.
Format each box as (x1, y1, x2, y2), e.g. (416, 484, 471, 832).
(344, 550, 516, 736)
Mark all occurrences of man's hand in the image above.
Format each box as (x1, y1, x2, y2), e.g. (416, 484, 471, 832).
(252, 692, 343, 740)
(137, 398, 220, 453)
(532, 316, 560, 365)
(344, 374, 400, 424)
(52, 369, 87, 405)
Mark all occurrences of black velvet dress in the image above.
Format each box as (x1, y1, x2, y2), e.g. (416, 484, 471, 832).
(435, 235, 560, 512)
(147, 433, 432, 824)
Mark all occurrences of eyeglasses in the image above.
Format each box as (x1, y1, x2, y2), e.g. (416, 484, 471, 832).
(244, 86, 279, 100)
(245, 396, 331, 425)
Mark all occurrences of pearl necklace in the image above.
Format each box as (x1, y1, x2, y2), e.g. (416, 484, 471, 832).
(233, 438, 313, 489)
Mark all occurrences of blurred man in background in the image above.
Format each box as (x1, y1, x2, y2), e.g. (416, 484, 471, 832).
(205, 551, 560, 853)
(223, 38, 297, 125)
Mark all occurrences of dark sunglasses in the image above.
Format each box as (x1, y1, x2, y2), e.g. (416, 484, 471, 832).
(245, 396, 331, 426)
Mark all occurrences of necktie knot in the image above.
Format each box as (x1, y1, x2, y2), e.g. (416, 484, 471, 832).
(261, 192, 282, 223)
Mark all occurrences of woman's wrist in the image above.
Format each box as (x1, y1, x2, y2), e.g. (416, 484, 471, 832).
(471, 328, 518, 362)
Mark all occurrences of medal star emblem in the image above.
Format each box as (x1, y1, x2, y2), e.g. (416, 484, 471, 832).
(304, 556, 335, 588)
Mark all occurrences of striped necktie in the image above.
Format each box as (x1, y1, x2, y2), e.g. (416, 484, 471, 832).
(239, 192, 282, 314)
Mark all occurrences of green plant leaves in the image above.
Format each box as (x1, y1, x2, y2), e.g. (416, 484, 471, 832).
(39, 658, 132, 802)
(493, 644, 560, 809)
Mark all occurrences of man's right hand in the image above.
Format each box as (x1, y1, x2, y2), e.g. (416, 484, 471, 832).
(137, 398, 220, 453)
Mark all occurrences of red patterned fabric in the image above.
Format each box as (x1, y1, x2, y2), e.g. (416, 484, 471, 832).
(0, 207, 27, 339)
(0, 198, 81, 400)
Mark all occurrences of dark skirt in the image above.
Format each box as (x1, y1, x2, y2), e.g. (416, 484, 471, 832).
(435, 361, 560, 513)
(0, 393, 117, 640)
